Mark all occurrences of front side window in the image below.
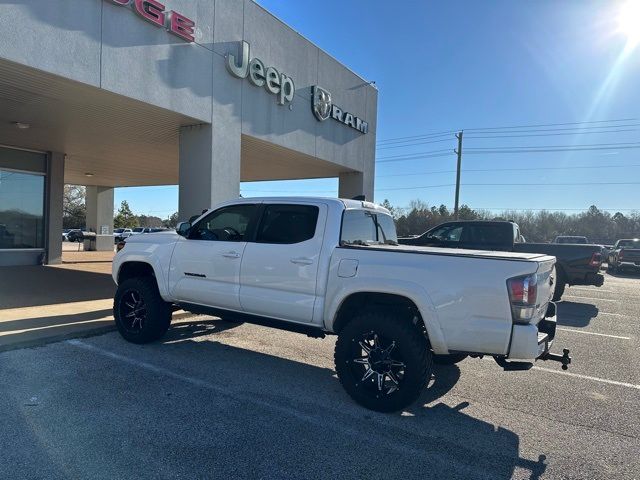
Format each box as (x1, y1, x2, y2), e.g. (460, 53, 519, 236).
(341, 210, 398, 246)
(190, 204, 257, 242)
(257, 204, 319, 244)
(427, 225, 463, 243)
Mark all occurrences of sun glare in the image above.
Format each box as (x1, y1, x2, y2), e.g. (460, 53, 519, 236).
(617, 0, 640, 47)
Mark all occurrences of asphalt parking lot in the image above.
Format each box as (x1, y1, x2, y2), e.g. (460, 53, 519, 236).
(1, 271, 638, 479)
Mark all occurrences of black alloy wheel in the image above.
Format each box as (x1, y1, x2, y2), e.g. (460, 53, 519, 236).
(114, 277, 172, 344)
(335, 310, 432, 412)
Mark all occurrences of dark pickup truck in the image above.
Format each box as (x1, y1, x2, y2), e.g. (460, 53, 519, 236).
(399, 220, 605, 301)
(607, 238, 640, 273)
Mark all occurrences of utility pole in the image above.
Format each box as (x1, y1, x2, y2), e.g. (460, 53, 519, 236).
(454, 130, 463, 219)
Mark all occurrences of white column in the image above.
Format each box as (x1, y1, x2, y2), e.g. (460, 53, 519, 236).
(45, 152, 65, 264)
(178, 124, 241, 220)
(338, 171, 374, 201)
(85, 186, 114, 251)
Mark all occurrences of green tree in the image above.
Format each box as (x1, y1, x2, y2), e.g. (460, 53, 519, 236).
(114, 200, 137, 229)
(163, 212, 179, 229)
(62, 185, 86, 229)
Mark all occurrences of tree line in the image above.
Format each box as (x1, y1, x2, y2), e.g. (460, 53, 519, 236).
(383, 199, 640, 244)
(63, 185, 639, 244)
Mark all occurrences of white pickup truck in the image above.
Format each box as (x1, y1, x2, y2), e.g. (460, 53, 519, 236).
(112, 197, 570, 412)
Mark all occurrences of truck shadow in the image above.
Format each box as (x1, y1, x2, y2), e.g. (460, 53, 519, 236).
(149, 322, 548, 479)
(556, 302, 599, 327)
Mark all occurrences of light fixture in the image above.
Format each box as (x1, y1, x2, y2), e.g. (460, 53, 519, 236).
(85, 173, 94, 177)
(13, 122, 30, 130)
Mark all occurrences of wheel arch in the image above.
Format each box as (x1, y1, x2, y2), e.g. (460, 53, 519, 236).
(329, 289, 448, 354)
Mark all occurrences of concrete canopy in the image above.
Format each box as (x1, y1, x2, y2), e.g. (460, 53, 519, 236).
(0, 59, 354, 188)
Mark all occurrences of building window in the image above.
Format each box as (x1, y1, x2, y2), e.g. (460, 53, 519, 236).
(0, 169, 45, 249)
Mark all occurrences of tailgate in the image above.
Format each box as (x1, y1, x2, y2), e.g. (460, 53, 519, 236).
(534, 258, 556, 324)
(622, 249, 640, 262)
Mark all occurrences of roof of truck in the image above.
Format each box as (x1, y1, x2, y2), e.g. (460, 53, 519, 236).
(215, 196, 390, 213)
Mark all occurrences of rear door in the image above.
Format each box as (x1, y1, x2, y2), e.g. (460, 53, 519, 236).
(239, 202, 326, 323)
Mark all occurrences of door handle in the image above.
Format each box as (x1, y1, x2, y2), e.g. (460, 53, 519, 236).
(290, 257, 313, 265)
(222, 251, 240, 259)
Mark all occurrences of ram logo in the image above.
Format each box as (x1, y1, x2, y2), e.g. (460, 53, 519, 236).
(312, 86, 332, 122)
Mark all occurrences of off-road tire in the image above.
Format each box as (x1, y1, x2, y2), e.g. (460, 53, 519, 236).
(334, 310, 432, 413)
(114, 277, 172, 344)
(433, 353, 468, 365)
(552, 269, 567, 302)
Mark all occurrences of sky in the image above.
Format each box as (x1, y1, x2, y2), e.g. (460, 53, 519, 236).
(115, 0, 640, 218)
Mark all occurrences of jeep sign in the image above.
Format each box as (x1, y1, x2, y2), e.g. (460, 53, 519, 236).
(226, 41, 295, 106)
(312, 86, 368, 134)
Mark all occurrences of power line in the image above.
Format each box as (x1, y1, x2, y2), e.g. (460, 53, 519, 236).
(466, 141, 640, 151)
(464, 118, 637, 132)
(377, 130, 456, 145)
(376, 137, 454, 149)
(376, 163, 640, 178)
(375, 181, 640, 192)
(465, 127, 640, 140)
(376, 152, 453, 163)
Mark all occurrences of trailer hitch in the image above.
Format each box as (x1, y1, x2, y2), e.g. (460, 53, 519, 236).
(540, 348, 571, 370)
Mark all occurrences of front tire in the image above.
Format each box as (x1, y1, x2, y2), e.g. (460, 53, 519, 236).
(334, 310, 432, 413)
(114, 277, 172, 344)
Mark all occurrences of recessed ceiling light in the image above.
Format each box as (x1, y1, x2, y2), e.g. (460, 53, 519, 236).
(85, 173, 94, 177)
(14, 122, 30, 130)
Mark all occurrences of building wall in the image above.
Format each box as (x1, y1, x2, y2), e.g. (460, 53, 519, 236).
(0, 0, 377, 178)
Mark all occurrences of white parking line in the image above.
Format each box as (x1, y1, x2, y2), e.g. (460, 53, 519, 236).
(563, 295, 617, 302)
(597, 312, 632, 318)
(556, 327, 630, 340)
(568, 288, 614, 294)
(533, 366, 640, 390)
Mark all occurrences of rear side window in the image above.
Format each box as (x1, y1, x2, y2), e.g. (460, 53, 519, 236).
(465, 225, 513, 246)
(257, 204, 319, 244)
(341, 210, 398, 246)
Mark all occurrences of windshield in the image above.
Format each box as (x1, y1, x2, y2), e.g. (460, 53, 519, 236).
(340, 210, 398, 246)
(114, 229, 124, 233)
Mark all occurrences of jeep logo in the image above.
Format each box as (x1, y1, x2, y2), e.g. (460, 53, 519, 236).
(226, 41, 295, 106)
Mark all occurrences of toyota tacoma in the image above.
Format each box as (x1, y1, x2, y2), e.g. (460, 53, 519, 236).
(112, 198, 570, 412)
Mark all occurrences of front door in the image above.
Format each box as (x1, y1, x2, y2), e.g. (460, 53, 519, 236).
(240, 202, 326, 323)
(169, 204, 259, 311)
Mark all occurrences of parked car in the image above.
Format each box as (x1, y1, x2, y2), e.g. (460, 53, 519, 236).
(607, 238, 640, 273)
(113, 228, 133, 243)
(399, 221, 604, 301)
(553, 236, 589, 244)
(142, 227, 168, 233)
(130, 227, 146, 235)
(112, 197, 570, 412)
(66, 229, 84, 242)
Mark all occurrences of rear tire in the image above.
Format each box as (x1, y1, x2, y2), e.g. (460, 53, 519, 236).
(114, 277, 172, 344)
(552, 269, 567, 302)
(433, 353, 467, 365)
(334, 310, 432, 413)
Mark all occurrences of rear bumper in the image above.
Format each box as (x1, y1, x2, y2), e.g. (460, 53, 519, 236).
(619, 261, 640, 268)
(508, 302, 557, 360)
(508, 317, 556, 360)
(571, 272, 604, 287)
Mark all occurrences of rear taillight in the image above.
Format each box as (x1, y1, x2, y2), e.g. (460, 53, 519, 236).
(507, 274, 538, 323)
(619, 251, 624, 261)
(589, 252, 602, 267)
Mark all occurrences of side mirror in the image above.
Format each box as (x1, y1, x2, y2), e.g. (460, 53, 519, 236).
(176, 222, 191, 237)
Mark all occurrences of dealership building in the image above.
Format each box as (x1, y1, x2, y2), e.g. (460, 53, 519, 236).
(0, 0, 377, 266)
